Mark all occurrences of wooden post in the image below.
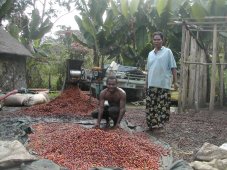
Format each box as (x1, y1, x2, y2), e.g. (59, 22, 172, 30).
(199, 50, 207, 106)
(178, 25, 186, 113)
(209, 24, 217, 111)
(181, 30, 190, 111)
(188, 37, 197, 107)
(195, 31, 199, 112)
(220, 55, 224, 107)
(195, 64, 200, 111)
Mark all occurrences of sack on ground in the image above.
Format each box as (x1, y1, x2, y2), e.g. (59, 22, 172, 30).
(3, 94, 30, 106)
(24, 93, 48, 106)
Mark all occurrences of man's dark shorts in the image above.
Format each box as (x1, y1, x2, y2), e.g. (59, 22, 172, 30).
(91, 106, 120, 125)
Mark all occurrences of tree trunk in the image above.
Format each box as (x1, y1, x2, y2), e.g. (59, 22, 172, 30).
(93, 46, 99, 67)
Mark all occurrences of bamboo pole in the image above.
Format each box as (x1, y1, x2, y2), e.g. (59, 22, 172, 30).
(209, 24, 218, 111)
(220, 56, 224, 107)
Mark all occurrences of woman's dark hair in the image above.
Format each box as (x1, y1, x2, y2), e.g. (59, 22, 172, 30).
(152, 32, 164, 40)
(106, 76, 118, 84)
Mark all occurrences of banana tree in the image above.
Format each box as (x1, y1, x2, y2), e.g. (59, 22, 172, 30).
(1, 0, 77, 54)
(190, 0, 227, 40)
(72, 0, 108, 66)
(19, 8, 53, 53)
(0, 0, 12, 24)
(101, 0, 144, 66)
(73, 0, 146, 67)
(0, 0, 53, 53)
(110, 0, 186, 66)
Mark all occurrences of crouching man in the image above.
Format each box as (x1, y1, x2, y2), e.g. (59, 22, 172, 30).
(92, 76, 126, 129)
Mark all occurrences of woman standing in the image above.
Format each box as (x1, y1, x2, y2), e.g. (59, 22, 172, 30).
(145, 32, 177, 130)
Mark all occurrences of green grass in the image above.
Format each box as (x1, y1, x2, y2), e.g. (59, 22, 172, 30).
(48, 91, 61, 100)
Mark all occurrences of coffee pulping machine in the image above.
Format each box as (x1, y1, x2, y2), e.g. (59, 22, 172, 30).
(63, 59, 86, 89)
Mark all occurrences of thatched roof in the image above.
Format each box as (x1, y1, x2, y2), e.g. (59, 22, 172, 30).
(0, 27, 32, 57)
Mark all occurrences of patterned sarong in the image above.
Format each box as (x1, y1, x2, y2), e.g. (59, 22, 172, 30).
(145, 87, 171, 128)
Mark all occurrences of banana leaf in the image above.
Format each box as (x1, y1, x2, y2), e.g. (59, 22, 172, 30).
(0, 0, 13, 18)
(81, 15, 96, 38)
(0, 0, 7, 7)
(29, 9, 41, 37)
(110, 0, 119, 16)
(129, 0, 140, 16)
(88, 0, 107, 25)
(191, 2, 208, 20)
(136, 26, 148, 51)
(8, 23, 20, 39)
(156, 0, 168, 16)
(121, 0, 129, 18)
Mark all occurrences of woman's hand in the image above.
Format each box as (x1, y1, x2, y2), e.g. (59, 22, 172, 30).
(173, 83, 178, 90)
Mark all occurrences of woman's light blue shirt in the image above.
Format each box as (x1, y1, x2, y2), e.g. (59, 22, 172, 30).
(147, 46, 177, 89)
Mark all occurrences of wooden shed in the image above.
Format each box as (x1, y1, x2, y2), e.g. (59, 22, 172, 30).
(170, 17, 227, 112)
(0, 27, 32, 91)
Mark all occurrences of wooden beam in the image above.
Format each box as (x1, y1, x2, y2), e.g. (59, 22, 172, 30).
(183, 61, 227, 65)
(189, 29, 227, 32)
(185, 21, 227, 25)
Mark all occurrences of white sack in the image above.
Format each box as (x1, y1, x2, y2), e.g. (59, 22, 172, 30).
(24, 93, 48, 106)
(3, 94, 31, 106)
(38, 91, 50, 102)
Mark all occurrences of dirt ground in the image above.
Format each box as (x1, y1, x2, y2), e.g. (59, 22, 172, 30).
(125, 106, 227, 162)
(0, 104, 227, 164)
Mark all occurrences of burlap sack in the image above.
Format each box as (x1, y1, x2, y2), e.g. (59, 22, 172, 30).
(24, 93, 48, 106)
(3, 94, 31, 106)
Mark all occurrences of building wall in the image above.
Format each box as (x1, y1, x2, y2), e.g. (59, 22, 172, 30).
(0, 55, 27, 91)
